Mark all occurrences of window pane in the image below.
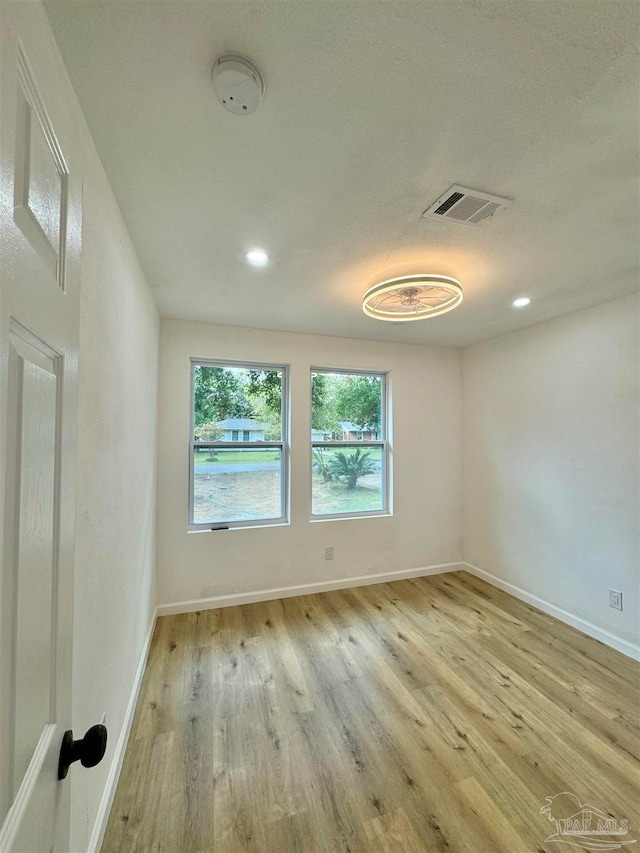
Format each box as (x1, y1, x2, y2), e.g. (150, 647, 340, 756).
(194, 364, 283, 442)
(311, 372, 382, 441)
(193, 446, 283, 524)
(312, 445, 383, 516)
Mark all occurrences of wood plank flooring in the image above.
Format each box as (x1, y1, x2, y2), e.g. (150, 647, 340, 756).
(102, 570, 640, 852)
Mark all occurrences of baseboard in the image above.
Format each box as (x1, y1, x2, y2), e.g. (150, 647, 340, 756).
(157, 562, 463, 617)
(463, 561, 640, 662)
(88, 609, 157, 853)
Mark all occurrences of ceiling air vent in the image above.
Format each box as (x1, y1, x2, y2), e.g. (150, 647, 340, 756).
(422, 185, 512, 226)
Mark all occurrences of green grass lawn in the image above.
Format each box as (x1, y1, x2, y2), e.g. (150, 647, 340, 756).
(311, 473, 383, 515)
(193, 468, 382, 522)
(195, 446, 382, 466)
(194, 449, 281, 465)
(193, 469, 281, 522)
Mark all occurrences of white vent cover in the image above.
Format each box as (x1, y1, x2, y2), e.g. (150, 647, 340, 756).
(422, 185, 512, 225)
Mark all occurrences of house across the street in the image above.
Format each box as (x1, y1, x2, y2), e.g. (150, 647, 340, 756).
(339, 421, 378, 441)
(310, 422, 379, 441)
(217, 418, 267, 441)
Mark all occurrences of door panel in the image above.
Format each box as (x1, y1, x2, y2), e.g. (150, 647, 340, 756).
(0, 3, 82, 851)
(13, 43, 69, 288)
(10, 330, 59, 797)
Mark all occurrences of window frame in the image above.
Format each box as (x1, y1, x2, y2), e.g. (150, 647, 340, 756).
(310, 367, 390, 521)
(189, 358, 289, 531)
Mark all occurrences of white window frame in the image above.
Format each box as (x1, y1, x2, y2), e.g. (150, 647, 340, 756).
(189, 358, 289, 531)
(310, 367, 390, 521)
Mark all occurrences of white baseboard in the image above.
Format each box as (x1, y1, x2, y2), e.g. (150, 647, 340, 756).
(88, 610, 157, 853)
(463, 561, 640, 662)
(157, 562, 463, 617)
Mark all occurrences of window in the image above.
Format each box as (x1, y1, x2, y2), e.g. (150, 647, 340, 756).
(311, 368, 389, 519)
(190, 360, 288, 529)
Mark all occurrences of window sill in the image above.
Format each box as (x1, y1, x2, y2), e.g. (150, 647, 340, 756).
(309, 511, 392, 524)
(188, 520, 290, 534)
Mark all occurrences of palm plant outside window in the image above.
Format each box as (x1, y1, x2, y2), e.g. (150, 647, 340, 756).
(311, 369, 389, 518)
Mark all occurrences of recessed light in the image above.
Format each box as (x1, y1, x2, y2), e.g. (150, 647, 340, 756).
(362, 275, 463, 322)
(512, 296, 531, 308)
(246, 249, 269, 267)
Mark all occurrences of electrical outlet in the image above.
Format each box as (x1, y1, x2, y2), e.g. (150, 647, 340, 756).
(609, 589, 623, 611)
(324, 546, 334, 561)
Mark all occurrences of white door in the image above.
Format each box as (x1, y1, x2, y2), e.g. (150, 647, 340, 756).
(0, 3, 82, 850)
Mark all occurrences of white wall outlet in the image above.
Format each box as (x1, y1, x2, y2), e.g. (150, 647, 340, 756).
(609, 589, 623, 611)
(324, 546, 334, 561)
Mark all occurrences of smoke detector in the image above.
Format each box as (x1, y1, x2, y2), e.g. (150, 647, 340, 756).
(211, 53, 264, 115)
(362, 275, 463, 322)
(422, 185, 512, 225)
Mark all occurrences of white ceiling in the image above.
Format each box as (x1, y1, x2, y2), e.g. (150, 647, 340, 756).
(45, 0, 639, 346)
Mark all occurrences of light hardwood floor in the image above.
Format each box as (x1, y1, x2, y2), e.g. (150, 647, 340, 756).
(102, 571, 639, 852)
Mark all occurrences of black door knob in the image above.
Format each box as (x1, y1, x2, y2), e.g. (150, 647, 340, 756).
(58, 724, 107, 780)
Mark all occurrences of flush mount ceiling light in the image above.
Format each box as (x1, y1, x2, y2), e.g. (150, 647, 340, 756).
(245, 248, 269, 267)
(512, 296, 531, 308)
(362, 275, 463, 322)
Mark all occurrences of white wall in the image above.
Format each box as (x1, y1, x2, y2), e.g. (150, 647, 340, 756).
(39, 11, 160, 850)
(157, 320, 462, 605)
(71, 158, 158, 850)
(463, 294, 639, 652)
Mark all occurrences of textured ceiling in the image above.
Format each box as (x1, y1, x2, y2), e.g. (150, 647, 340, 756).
(45, 0, 639, 346)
